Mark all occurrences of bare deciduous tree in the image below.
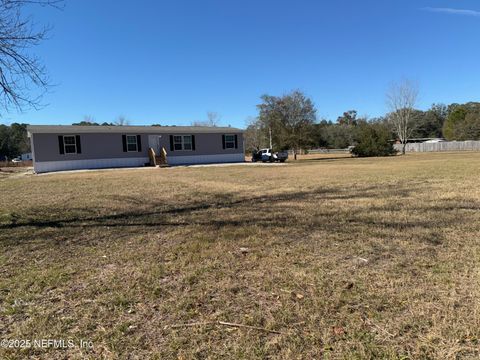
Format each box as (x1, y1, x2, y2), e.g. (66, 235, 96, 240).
(206, 111, 221, 127)
(192, 111, 222, 127)
(114, 115, 130, 126)
(244, 116, 266, 153)
(0, 0, 62, 113)
(386, 79, 419, 155)
(83, 115, 96, 123)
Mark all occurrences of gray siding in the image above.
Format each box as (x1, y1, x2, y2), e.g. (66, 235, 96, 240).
(33, 132, 244, 162)
(157, 133, 243, 157)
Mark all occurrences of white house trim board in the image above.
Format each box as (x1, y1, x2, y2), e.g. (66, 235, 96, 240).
(34, 157, 149, 173)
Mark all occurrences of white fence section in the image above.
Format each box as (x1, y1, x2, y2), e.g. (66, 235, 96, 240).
(394, 141, 480, 153)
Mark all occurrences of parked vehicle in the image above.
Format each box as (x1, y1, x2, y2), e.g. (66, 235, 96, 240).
(251, 148, 288, 163)
(11, 158, 22, 163)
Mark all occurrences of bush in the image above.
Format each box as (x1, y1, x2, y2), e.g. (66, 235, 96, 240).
(351, 123, 396, 157)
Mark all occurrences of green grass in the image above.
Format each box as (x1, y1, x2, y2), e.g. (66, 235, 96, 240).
(1, 152, 480, 359)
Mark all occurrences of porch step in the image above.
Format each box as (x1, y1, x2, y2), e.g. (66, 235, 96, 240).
(155, 156, 169, 167)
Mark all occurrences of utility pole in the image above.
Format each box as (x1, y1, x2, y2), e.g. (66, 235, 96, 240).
(269, 127, 272, 149)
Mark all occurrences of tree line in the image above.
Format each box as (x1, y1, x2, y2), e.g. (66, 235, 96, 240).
(0, 123, 30, 159)
(1, 96, 479, 160)
(245, 85, 480, 157)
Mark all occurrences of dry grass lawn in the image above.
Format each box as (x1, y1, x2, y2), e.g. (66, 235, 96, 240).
(1, 152, 480, 359)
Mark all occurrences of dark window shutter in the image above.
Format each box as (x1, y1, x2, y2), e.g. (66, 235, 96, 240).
(191, 135, 195, 151)
(234, 134, 238, 149)
(137, 135, 142, 152)
(76, 135, 82, 154)
(169, 135, 174, 151)
(58, 136, 64, 154)
(222, 135, 226, 149)
(122, 135, 127, 152)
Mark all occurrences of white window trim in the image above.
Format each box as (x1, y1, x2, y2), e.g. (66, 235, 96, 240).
(126, 135, 138, 152)
(224, 134, 236, 149)
(173, 134, 193, 151)
(63, 135, 77, 155)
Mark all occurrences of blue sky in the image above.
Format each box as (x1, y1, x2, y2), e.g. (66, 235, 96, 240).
(3, 0, 480, 127)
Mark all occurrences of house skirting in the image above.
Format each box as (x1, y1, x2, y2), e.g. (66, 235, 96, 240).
(167, 153, 244, 165)
(33, 153, 245, 173)
(34, 157, 149, 173)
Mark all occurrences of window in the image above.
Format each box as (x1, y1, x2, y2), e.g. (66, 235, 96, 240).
(126, 135, 138, 152)
(225, 134, 236, 149)
(64, 135, 77, 154)
(173, 135, 193, 151)
(173, 135, 182, 150)
(59, 135, 81, 155)
(183, 135, 192, 150)
(122, 135, 141, 152)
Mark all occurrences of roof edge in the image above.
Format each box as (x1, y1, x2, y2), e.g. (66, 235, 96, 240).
(27, 125, 244, 134)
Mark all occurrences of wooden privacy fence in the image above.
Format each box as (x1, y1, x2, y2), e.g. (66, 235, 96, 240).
(394, 141, 480, 152)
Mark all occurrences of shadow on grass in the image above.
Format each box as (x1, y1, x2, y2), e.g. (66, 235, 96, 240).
(0, 184, 409, 229)
(1, 182, 476, 247)
(296, 156, 353, 163)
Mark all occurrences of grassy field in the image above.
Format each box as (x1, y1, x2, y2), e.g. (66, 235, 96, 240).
(1, 152, 480, 359)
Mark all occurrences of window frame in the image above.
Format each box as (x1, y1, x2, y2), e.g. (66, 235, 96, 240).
(126, 135, 138, 152)
(224, 134, 236, 149)
(173, 135, 193, 151)
(63, 135, 77, 154)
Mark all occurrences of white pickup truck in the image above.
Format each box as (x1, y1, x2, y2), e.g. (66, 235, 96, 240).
(251, 148, 288, 163)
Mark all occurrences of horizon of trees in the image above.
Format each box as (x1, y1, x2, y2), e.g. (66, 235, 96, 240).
(1, 99, 480, 159)
(245, 91, 480, 153)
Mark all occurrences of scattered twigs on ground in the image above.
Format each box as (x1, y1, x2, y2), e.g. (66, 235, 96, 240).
(364, 317, 395, 338)
(165, 320, 284, 334)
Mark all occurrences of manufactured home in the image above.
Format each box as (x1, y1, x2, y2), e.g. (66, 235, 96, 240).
(27, 125, 244, 173)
